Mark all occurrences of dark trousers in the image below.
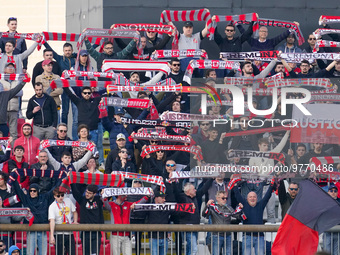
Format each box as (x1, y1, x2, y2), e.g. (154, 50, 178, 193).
(81, 231, 102, 255)
(55, 234, 76, 255)
(130, 218, 144, 255)
(0, 124, 9, 137)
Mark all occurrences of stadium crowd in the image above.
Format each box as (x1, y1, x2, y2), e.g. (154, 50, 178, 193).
(0, 11, 339, 255)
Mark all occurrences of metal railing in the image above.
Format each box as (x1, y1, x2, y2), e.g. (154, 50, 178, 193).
(1, 224, 340, 254)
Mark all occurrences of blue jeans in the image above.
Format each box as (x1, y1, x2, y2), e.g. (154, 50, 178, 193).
(182, 232, 198, 255)
(323, 232, 340, 255)
(150, 238, 168, 255)
(61, 92, 78, 140)
(27, 231, 47, 255)
(89, 128, 104, 164)
(243, 234, 264, 255)
(212, 235, 231, 255)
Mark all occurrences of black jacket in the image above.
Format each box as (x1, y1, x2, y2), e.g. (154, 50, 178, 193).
(47, 134, 73, 162)
(64, 87, 101, 130)
(26, 93, 58, 127)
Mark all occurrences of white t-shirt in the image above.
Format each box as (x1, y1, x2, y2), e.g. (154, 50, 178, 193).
(48, 197, 76, 234)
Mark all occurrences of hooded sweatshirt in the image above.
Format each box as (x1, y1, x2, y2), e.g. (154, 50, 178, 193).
(2, 154, 29, 189)
(8, 245, 21, 255)
(13, 123, 40, 166)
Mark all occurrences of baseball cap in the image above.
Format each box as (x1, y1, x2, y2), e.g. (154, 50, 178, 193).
(42, 59, 53, 66)
(116, 133, 126, 141)
(154, 190, 166, 197)
(130, 71, 140, 78)
(79, 49, 88, 56)
(328, 184, 338, 191)
(115, 107, 125, 115)
(184, 21, 193, 27)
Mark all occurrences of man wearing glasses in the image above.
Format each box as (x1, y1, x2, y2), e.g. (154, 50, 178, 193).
(203, 190, 244, 255)
(212, 15, 254, 53)
(48, 123, 73, 162)
(278, 180, 299, 219)
(64, 86, 102, 152)
(48, 187, 78, 255)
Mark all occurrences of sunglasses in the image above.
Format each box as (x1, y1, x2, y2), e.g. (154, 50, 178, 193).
(120, 150, 128, 154)
(309, 38, 316, 40)
(201, 123, 210, 126)
(329, 189, 338, 193)
(166, 164, 176, 167)
(0, 245, 3, 247)
(104, 47, 114, 50)
(172, 64, 180, 66)
(221, 197, 228, 200)
(30, 190, 37, 193)
(225, 29, 234, 32)
(58, 130, 67, 133)
(9, 17, 17, 20)
(56, 194, 65, 198)
(156, 151, 164, 153)
(83, 92, 92, 95)
(289, 188, 298, 191)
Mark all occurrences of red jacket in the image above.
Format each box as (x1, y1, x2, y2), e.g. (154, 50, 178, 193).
(13, 123, 40, 166)
(2, 155, 30, 189)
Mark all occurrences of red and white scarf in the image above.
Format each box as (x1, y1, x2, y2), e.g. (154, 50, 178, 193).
(234, 18, 305, 45)
(184, 59, 240, 84)
(151, 49, 207, 60)
(0, 208, 34, 226)
(228, 150, 285, 164)
(120, 117, 190, 128)
(141, 145, 203, 160)
(112, 23, 174, 35)
(224, 73, 283, 86)
(265, 78, 332, 88)
(102, 60, 170, 75)
(111, 171, 165, 192)
(0, 32, 43, 50)
(319, 16, 340, 26)
(311, 156, 340, 167)
(213, 13, 259, 34)
(314, 28, 340, 40)
(101, 187, 154, 198)
(39, 139, 97, 154)
(131, 132, 191, 144)
(134, 203, 195, 214)
(160, 111, 224, 121)
(159, 9, 214, 48)
(50, 79, 113, 89)
(99, 97, 150, 109)
(62, 70, 118, 80)
(114, 77, 176, 87)
(107, 84, 182, 93)
(315, 40, 340, 50)
(0, 73, 30, 82)
(170, 170, 220, 180)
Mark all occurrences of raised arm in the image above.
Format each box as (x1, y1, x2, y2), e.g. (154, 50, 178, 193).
(254, 59, 277, 79)
(45, 149, 61, 171)
(73, 150, 93, 171)
(85, 39, 101, 62)
(116, 40, 137, 59)
(19, 42, 38, 60)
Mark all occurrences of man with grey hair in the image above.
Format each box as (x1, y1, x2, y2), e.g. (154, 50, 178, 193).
(176, 179, 213, 255)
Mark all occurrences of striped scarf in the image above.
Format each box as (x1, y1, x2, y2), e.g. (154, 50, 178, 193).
(60, 172, 124, 192)
(224, 73, 283, 86)
(151, 49, 207, 60)
(160, 111, 223, 121)
(111, 171, 165, 192)
(99, 97, 150, 109)
(170, 170, 220, 180)
(42, 31, 103, 45)
(120, 117, 190, 128)
(0, 32, 43, 50)
(140, 145, 203, 161)
(212, 13, 258, 34)
(8, 168, 67, 185)
(114, 77, 176, 87)
(134, 203, 195, 214)
(62, 70, 118, 80)
(159, 9, 214, 48)
(101, 60, 171, 75)
(265, 78, 332, 88)
(50, 79, 113, 89)
(101, 187, 154, 198)
(311, 156, 340, 167)
(319, 16, 340, 26)
(107, 84, 182, 93)
(0, 208, 34, 226)
(0, 73, 30, 82)
(184, 59, 240, 84)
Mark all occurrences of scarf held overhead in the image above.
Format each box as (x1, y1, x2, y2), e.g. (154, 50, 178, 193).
(228, 150, 286, 164)
(131, 132, 191, 144)
(8, 168, 67, 185)
(120, 117, 190, 128)
(101, 187, 154, 198)
(151, 49, 207, 60)
(134, 203, 195, 214)
(101, 60, 171, 75)
(140, 145, 203, 160)
(99, 97, 150, 109)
